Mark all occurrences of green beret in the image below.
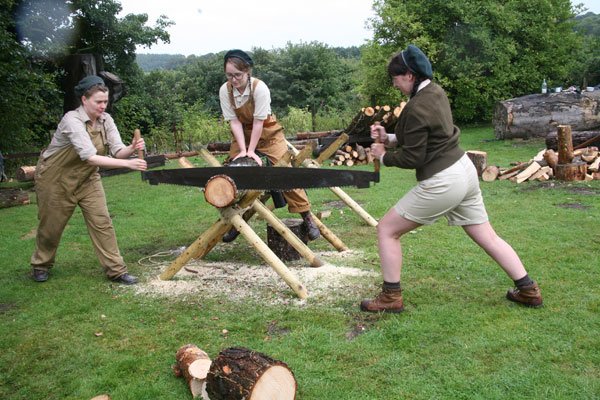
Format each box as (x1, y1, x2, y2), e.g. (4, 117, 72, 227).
(74, 75, 105, 97)
(224, 49, 253, 67)
(401, 45, 433, 79)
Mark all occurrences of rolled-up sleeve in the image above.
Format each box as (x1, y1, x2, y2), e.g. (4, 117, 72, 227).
(102, 113, 126, 157)
(219, 83, 237, 121)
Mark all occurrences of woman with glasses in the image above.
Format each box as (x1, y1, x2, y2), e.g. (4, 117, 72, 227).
(360, 44, 542, 313)
(218, 49, 320, 242)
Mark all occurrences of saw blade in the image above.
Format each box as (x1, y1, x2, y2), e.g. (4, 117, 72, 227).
(142, 166, 379, 190)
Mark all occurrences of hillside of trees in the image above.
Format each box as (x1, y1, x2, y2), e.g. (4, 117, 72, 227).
(1, 0, 599, 156)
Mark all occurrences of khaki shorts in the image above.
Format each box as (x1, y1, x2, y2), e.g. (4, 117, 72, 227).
(394, 154, 489, 226)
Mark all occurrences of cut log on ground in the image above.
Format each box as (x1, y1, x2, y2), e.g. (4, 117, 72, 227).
(206, 347, 297, 400)
(267, 218, 308, 261)
(515, 161, 541, 183)
(16, 166, 36, 182)
(493, 91, 600, 139)
(466, 150, 487, 177)
(555, 162, 588, 181)
(174, 344, 212, 399)
(0, 188, 30, 208)
(482, 165, 500, 182)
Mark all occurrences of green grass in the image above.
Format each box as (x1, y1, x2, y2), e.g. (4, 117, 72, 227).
(1, 126, 599, 399)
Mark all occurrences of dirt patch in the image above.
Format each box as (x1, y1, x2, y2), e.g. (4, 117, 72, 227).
(521, 181, 600, 195)
(0, 303, 17, 314)
(556, 202, 591, 210)
(131, 249, 378, 307)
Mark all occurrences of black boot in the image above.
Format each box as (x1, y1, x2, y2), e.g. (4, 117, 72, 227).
(222, 228, 240, 243)
(300, 211, 320, 241)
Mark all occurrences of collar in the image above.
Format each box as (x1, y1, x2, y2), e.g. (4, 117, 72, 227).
(417, 79, 431, 93)
(76, 105, 105, 124)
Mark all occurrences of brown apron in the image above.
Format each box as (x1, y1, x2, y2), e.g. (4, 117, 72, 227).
(227, 79, 310, 213)
(30, 121, 127, 279)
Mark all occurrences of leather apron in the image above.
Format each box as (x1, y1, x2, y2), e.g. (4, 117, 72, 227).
(226, 79, 310, 213)
(30, 121, 127, 278)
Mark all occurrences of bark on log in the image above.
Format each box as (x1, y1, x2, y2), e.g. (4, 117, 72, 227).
(466, 150, 488, 177)
(0, 188, 30, 208)
(545, 130, 600, 151)
(174, 344, 212, 399)
(493, 91, 600, 139)
(557, 125, 574, 164)
(206, 347, 296, 400)
(267, 218, 308, 261)
(555, 162, 588, 181)
(16, 166, 36, 182)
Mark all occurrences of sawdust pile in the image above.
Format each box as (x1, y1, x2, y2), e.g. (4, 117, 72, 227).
(131, 249, 378, 306)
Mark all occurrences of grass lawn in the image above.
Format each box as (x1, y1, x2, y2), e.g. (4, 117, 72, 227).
(1, 126, 599, 399)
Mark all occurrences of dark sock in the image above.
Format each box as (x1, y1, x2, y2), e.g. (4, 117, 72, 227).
(383, 281, 401, 291)
(514, 274, 534, 288)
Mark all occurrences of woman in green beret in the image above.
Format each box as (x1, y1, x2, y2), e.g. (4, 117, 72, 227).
(218, 49, 320, 242)
(362, 45, 542, 313)
(30, 75, 146, 285)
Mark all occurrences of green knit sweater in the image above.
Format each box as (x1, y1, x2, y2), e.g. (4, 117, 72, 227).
(382, 82, 464, 181)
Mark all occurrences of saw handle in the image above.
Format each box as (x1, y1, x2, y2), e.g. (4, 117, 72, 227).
(372, 122, 381, 174)
(133, 129, 144, 159)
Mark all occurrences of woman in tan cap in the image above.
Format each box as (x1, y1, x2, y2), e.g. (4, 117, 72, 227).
(361, 45, 542, 313)
(30, 75, 146, 285)
(218, 49, 320, 242)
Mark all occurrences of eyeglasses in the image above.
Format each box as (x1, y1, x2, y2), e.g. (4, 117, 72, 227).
(225, 72, 245, 80)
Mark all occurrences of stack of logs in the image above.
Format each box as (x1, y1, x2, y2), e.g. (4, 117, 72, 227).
(330, 143, 373, 167)
(344, 103, 406, 138)
(478, 125, 600, 183)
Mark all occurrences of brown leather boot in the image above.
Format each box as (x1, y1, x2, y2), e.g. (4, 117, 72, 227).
(506, 281, 543, 308)
(300, 212, 320, 241)
(360, 287, 404, 313)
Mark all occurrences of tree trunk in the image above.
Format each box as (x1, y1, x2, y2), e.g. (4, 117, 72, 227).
(267, 218, 308, 261)
(206, 347, 297, 400)
(0, 188, 30, 209)
(555, 162, 588, 181)
(557, 125, 574, 164)
(493, 91, 600, 139)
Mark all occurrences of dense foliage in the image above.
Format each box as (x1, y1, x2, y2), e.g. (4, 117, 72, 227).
(0, 0, 171, 152)
(1, 0, 599, 155)
(360, 0, 589, 122)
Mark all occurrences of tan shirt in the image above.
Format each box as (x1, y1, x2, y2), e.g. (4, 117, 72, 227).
(219, 77, 271, 121)
(42, 106, 125, 160)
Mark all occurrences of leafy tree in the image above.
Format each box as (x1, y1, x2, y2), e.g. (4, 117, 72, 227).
(361, 0, 582, 123)
(572, 12, 600, 86)
(265, 42, 347, 130)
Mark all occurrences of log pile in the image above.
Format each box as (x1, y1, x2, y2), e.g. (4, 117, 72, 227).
(329, 143, 373, 167)
(318, 103, 406, 149)
(482, 125, 600, 183)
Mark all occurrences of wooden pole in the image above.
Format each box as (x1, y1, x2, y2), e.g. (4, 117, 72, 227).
(309, 212, 348, 251)
(226, 211, 308, 299)
(159, 218, 232, 280)
(133, 129, 144, 159)
(251, 200, 323, 267)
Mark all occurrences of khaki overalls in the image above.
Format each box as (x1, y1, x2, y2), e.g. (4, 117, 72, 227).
(30, 121, 127, 279)
(227, 79, 310, 213)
